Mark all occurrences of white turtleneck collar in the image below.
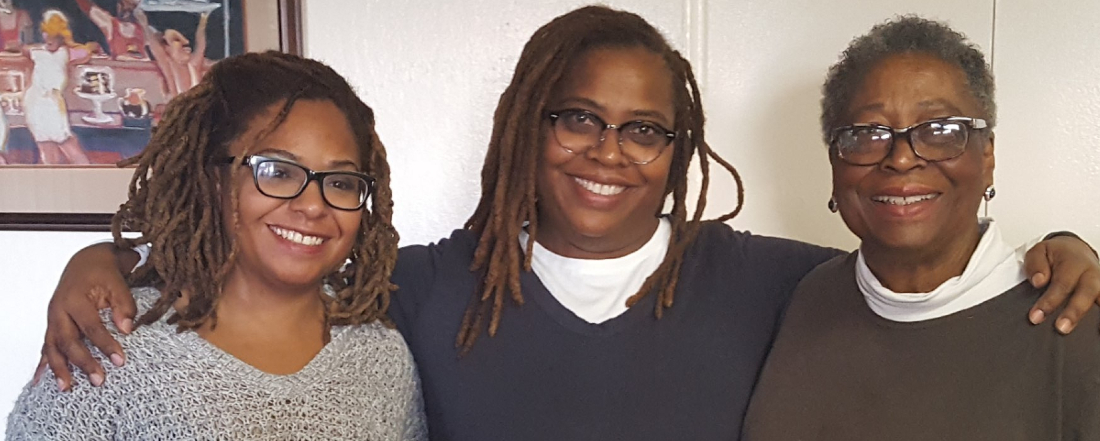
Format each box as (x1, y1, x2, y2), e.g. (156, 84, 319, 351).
(519, 218, 671, 324)
(857, 220, 1028, 322)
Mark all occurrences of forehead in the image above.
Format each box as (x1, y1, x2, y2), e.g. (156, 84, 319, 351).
(553, 46, 676, 120)
(849, 52, 981, 118)
(231, 99, 362, 169)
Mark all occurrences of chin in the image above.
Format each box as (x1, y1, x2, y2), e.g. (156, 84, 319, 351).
(265, 263, 331, 288)
(566, 213, 622, 239)
(861, 223, 944, 252)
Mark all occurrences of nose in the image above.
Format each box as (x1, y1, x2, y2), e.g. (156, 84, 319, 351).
(879, 135, 925, 173)
(585, 127, 630, 167)
(288, 180, 327, 218)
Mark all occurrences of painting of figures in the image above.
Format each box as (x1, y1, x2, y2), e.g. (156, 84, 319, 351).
(0, 0, 244, 166)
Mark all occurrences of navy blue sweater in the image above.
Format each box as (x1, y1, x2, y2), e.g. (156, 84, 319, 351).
(388, 221, 840, 440)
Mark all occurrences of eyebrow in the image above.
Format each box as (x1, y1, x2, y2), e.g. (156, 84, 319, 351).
(253, 148, 361, 171)
(557, 97, 673, 126)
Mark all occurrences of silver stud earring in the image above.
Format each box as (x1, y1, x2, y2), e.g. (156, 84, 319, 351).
(982, 185, 996, 218)
(828, 196, 839, 213)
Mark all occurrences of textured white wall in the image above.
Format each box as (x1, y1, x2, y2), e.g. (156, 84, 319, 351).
(3, 0, 1099, 434)
(0, 231, 113, 426)
(991, 0, 1100, 246)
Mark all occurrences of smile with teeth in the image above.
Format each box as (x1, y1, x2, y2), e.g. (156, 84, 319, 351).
(574, 177, 626, 196)
(270, 226, 325, 246)
(871, 193, 940, 206)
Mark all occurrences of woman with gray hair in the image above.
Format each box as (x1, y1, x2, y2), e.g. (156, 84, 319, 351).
(743, 16, 1100, 440)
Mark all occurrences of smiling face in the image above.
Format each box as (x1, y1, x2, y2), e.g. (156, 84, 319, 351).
(535, 45, 676, 258)
(226, 99, 364, 291)
(831, 52, 994, 256)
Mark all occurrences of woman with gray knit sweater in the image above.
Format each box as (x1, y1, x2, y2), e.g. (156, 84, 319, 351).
(6, 52, 427, 440)
(743, 17, 1100, 440)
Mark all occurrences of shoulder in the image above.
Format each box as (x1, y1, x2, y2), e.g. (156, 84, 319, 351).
(796, 252, 857, 287)
(96, 287, 184, 367)
(395, 229, 478, 273)
(333, 322, 417, 378)
(689, 220, 843, 273)
(339, 321, 411, 351)
(390, 230, 479, 326)
(100, 287, 173, 335)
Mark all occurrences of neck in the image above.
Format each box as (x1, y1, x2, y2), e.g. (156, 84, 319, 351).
(860, 221, 983, 293)
(219, 272, 325, 323)
(190, 268, 328, 375)
(534, 216, 660, 259)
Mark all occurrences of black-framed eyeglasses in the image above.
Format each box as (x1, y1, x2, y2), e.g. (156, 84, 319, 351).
(829, 117, 989, 166)
(547, 109, 677, 165)
(217, 155, 374, 211)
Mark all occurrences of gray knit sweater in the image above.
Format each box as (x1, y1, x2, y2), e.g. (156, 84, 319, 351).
(6, 288, 428, 440)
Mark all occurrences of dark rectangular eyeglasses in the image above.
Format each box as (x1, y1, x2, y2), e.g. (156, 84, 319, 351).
(217, 155, 374, 211)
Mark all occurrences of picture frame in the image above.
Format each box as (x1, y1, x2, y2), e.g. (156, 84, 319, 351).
(0, 0, 302, 231)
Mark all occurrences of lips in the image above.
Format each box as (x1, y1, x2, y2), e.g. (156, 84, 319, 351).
(269, 225, 326, 246)
(870, 193, 940, 206)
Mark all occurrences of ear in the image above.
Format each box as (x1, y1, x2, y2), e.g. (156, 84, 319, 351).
(982, 131, 996, 187)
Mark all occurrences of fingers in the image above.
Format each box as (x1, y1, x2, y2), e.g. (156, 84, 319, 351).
(1029, 259, 1081, 326)
(69, 298, 125, 369)
(1023, 242, 1052, 289)
(57, 336, 105, 387)
(32, 356, 47, 385)
(105, 284, 138, 335)
(43, 301, 115, 390)
(42, 341, 72, 392)
(1052, 268, 1100, 335)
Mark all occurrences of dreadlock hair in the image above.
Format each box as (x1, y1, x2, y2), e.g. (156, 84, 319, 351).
(111, 50, 399, 332)
(456, 5, 744, 353)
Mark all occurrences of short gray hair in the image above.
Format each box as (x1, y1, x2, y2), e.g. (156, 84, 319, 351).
(819, 15, 996, 144)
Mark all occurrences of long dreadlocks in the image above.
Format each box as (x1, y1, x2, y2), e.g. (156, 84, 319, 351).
(111, 51, 399, 332)
(457, 6, 744, 352)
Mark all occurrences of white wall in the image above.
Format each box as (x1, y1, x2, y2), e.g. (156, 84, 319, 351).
(0, 231, 113, 426)
(992, 0, 1100, 244)
(3, 0, 1099, 432)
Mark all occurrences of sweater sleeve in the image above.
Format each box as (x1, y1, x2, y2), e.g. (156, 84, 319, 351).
(5, 360, 119, 439)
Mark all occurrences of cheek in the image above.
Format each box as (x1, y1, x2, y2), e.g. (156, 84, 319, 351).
(641, 158, 672, 192)
(333, 211, 363, 253)
(830, 162, 868, 199)
(541, 132, 574, 168)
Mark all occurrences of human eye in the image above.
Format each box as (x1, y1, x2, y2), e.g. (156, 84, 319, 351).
(559, 110, 601, 132)
(835, 125, 889, 154)
(623, 122, 666, 146)
(918, 120, 967, 147)
(325, 174, 364, 193)
(255, 160, 298, 180)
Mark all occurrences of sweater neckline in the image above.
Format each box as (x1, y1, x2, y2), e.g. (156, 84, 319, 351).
(178, 325, 352, 382)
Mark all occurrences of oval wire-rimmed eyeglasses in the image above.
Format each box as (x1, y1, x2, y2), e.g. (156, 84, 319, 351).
(829, 116, 989, 166)
(216, 155, 375, 211)
(547, 109, 677, 165)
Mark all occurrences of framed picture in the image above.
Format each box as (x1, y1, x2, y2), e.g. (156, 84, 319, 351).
(0, 0, 302, 230)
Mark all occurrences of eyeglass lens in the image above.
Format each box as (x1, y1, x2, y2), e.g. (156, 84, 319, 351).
(835, 120, 971, 165)
(553, 110, 671, 163)
(253, 160, 369, 210)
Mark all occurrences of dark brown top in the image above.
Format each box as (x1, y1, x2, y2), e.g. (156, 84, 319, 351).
(743, 252, 1100, 441)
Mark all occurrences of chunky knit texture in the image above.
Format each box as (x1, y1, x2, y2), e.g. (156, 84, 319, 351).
(6, 288, 427, 440)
